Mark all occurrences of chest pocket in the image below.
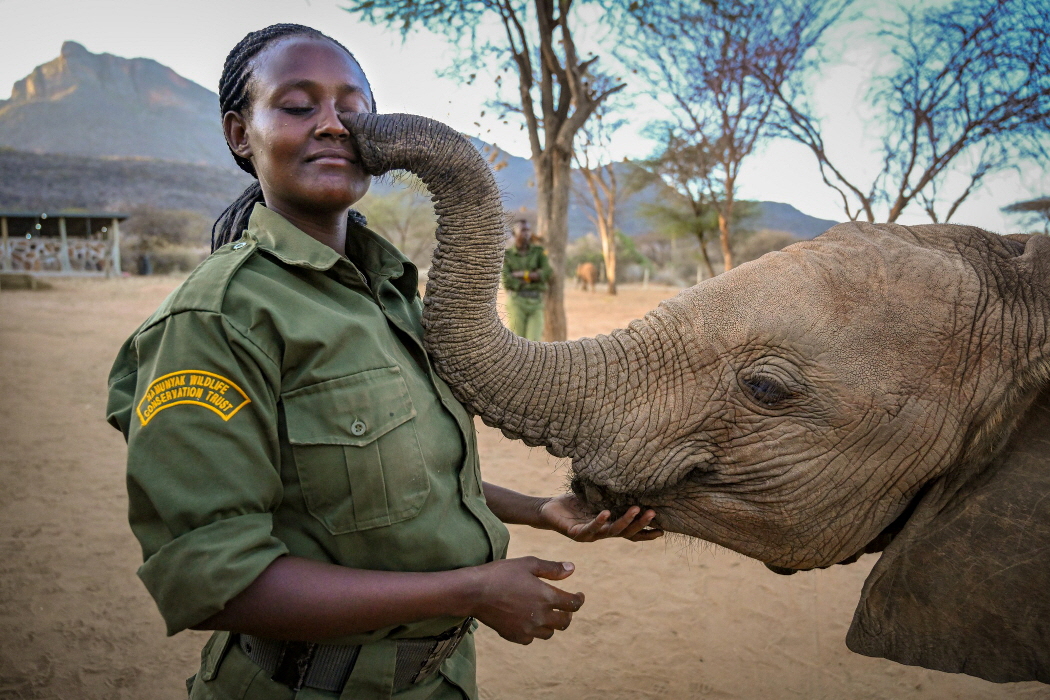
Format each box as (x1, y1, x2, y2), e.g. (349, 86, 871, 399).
(283, 366, 431, 534)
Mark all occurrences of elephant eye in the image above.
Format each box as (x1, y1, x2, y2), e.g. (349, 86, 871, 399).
(743, 375, 791, 407)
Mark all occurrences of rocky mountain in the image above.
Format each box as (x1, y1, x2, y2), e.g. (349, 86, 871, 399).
(0, 41, 231, 167)
(0, 42, 840, 240)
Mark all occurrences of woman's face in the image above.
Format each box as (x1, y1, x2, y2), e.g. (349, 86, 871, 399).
(226, 36, 373, 216)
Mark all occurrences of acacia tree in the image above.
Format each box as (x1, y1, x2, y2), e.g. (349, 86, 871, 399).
(762, 0, 1050, 223)
(637, 129, 721, 279)
(1002, 197, 1050, 234)
(344, 0, 624, 340)
(572, 103, 630, 294)
(625, 0, 845, 271)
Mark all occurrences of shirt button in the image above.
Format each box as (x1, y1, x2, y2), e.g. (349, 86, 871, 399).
(232, 242, 246, 250)
(350, 420, 367, 436)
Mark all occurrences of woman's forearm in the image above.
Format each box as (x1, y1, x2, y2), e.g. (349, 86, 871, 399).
(194, 555, 480, 640)
(482, 482, 549, 528)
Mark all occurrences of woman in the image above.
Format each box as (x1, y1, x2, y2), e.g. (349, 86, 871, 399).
(106, 23, 661, 700)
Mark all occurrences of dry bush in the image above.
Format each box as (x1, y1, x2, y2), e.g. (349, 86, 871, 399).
(121, 206, 210, 274)
(735, 229, 801, 264)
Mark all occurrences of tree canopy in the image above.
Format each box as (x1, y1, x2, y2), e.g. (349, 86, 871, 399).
(345, 0, 625, 339)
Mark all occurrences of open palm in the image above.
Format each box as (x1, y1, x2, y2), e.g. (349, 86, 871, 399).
(538, 494, 664, 542)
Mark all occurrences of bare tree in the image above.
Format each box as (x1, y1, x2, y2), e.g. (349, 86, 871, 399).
(344, 0, 625, 340)
(1002, 196, 1050, 234)
(625, 0, 846, 271)
(573, 103, 630, 294)
(637, 129, 721, 279)
(763, 0, 1050, 223)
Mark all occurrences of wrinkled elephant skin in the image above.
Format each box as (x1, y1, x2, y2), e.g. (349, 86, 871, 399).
(343, 112, 1050, 684)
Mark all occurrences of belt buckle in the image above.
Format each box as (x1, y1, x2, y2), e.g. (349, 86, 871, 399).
(411, 618, 473, 685)
(271, 641, 317, 692)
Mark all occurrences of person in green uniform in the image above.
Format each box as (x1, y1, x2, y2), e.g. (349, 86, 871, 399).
(106, 24, 662, 700)
(501, 219, 552, 341)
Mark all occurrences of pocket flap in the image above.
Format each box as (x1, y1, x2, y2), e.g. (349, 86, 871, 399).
(283, 367, 416, 446)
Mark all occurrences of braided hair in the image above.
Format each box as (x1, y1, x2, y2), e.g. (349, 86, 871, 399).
(211, 23, 376, 251)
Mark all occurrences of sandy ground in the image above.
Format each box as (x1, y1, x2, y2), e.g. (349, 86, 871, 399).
(1, 276, 1047, 700)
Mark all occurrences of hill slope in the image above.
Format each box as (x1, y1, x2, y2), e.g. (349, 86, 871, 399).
(0, 42, 840, 239)
(0, 41, 231, 167)
(0, 148, 252, 217)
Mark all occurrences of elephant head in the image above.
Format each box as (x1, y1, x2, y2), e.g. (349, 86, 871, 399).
(344, 113, 1050, 684)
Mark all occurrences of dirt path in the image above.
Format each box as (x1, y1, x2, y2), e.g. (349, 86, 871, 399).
(1, 278, 1046, 699)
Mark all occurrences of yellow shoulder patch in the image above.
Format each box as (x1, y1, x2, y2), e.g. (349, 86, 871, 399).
(137, 370, 251, 426)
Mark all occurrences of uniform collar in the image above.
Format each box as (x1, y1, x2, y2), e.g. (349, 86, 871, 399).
(246, 203, 342, 271)
(245, 203, 419, 299)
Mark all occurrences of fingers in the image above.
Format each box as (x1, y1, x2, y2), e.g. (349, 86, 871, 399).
(617, 509, 659, 539)
(521, 601, 578, 644)
(534, 626, 556, 640)
(569, 506, 660, 541)
(495, 597, 579, 645)
(628, 527, 665, 542)
(547, 609, 574, 630)
(530, 557, 575, 581)
(567, 510, 611, 541)
(551, 587, 585, 612)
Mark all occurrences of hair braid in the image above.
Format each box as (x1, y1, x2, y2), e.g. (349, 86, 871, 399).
(211, 23, 377, 252)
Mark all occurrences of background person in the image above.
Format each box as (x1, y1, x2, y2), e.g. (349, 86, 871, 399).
(501, 219, 553, 340)
(106, 24, 660, 700)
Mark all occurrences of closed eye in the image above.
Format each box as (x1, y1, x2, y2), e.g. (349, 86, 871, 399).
(743, 375, 791, 407)
(281, 107, 312, 115)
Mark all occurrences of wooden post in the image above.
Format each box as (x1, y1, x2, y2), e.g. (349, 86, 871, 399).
(58, 216, 72, 272)
(109, 218, 122, 277)
(1, 217, 9, 271)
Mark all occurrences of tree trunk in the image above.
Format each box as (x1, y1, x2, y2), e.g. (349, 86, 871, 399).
(697, 233, 716, 279)
(536, 147, 572, 341)
(601, 225, 617, 295)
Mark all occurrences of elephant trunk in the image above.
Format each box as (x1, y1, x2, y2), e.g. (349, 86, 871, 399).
(345, 113, 676, 458)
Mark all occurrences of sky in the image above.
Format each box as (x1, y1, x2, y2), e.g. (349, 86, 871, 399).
(0, 0, 1046, 232)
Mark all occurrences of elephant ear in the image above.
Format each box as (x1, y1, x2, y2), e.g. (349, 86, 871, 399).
(846, 233, 1050, 683)
(846, 386, 1050, 682)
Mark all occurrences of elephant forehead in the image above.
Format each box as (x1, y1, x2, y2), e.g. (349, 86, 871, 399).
(684, 228, 976, 387)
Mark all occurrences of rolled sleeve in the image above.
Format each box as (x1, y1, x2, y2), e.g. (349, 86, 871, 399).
(138, 513, 287, 635)
(117, 309, 286, 635)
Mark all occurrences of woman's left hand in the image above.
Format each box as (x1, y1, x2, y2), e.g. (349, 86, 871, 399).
(538, 494, 664, 542)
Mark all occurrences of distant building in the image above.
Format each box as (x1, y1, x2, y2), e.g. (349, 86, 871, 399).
(0, 211, 127, 277)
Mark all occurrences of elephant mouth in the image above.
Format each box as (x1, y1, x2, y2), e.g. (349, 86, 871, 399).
(569, 446, 718, 522)
(570, 474, 665, 524)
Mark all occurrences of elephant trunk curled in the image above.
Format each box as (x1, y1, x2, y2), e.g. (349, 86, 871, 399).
(344, 112, 680, 460)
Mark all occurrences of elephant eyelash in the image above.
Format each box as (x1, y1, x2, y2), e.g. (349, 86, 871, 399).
(742, 375, 793, 407)
(685, 465, 722, 486)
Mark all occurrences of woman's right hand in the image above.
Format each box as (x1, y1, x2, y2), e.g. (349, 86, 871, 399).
(469, 557, 584, 645)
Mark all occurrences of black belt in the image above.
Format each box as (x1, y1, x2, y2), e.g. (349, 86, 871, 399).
(239, 618, 473, 693)
(513, 289, 541, 299)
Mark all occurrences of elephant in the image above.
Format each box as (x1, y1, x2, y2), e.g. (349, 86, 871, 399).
(575, 261, 598, 291)
(343, 112, 1050, 685)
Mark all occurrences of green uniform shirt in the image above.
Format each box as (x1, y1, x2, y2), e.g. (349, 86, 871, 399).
(501, 244, 552, 294)
(106, 204, 509, 697)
